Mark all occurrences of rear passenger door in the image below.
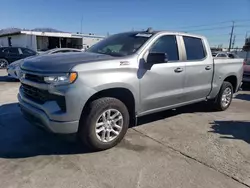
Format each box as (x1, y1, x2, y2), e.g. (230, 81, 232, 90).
(182, 36, 213, 102)
(5, 48, 22, 62)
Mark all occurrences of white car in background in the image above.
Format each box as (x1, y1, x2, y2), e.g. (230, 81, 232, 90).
(7, 48, 82, 79)
(212, 51, 239, 59)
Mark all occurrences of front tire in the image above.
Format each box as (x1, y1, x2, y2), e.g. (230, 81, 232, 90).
(213, 81, 233, 111)
(0, 59, 8, 69)
(78, 97, 129, 151)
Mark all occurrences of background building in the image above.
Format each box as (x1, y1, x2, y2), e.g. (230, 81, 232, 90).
(0, 28, 105, 51)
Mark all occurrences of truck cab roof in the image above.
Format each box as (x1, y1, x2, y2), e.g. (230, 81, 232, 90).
(122, 30, 205, 39)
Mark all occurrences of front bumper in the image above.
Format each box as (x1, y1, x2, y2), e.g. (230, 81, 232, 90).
(18, 93, 79, 134)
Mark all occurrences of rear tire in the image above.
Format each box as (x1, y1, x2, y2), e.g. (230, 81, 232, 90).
(0, 59, 8, 69)
(78, 97, 129, 151)
(213, 81, 233, 111)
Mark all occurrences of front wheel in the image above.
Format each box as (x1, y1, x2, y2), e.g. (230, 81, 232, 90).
(213, 81, 233, 111)
(78, 97, 129, 151)
(0, 59, 8, 69)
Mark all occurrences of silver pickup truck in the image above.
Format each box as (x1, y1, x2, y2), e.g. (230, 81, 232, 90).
(18, 30, 243, 150)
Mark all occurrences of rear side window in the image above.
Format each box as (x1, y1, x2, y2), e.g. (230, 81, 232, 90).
(22, 48, 35, 55)
(217, 53, 227, 58)
(183, 36, 206, 60)
(3, 48, 19, 54)
(150, 35, 179, 61)
(8, 48, 19, 54)
(228, 53, 236, 58)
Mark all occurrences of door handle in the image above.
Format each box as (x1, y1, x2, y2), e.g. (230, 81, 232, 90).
(205, 66, 211, 70)
(174, 67, 183, 73)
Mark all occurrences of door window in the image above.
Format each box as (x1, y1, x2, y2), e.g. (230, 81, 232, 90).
(150, 35, 179, 61)
(6, 48, 19, 54)
(183, 36, 206, 60)
(217, 53, 227, 58)
(228, 53, 237, 58)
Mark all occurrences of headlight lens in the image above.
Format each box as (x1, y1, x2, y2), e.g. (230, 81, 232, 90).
(19, 71, 25, 79)
(44, 72, 77, 85)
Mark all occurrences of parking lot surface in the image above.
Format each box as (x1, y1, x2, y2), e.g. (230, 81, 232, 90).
(0, 69, 250, 188)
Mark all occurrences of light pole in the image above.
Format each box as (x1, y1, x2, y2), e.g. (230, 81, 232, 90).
(245, 31, 250, 41)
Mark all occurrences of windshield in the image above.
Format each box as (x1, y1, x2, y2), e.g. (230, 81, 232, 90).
(212, 52, 218, 57)
(87, 32, 153, 57)
(39, 49, 56, 55)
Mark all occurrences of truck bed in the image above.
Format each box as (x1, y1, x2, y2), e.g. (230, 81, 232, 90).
(208, 58, 244, 98)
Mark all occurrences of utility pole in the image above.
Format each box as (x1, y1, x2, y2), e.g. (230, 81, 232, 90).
(228, 21, 235, 52)
(80, 16, 83, 34)
(245, 31, 250, 41)
(232, 35, 236, 49)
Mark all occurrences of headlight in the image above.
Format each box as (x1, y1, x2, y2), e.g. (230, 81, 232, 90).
(44, 72, 77, 85)
(19, 71, 25, 79)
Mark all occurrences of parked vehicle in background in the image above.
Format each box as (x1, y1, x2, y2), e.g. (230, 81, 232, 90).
(38, 48, 82, 55)
(7, 48, 82, 79)
(243, 58, 250, 84)
(18, 30, 243, 151)
(212, 51, 239, 59)
(0, 47, 37, 69)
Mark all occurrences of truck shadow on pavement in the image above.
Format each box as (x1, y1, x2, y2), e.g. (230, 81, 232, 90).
(0, 102, 248, 159)
(210, 121, 250, 144)
(235, 94, 250, 101)
(0, 75, 18, 82)
(137, 102, 215, 126)
(0, 103, 90, 159)
(235, 84, 250, 101)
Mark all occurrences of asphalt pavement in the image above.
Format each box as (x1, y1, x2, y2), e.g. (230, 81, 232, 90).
(0, 69, 250, 188)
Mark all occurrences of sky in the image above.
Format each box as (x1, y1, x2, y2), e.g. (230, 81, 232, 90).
(1, 0, 250, 48)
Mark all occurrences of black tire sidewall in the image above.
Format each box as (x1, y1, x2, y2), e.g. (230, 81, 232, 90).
(0, 59, 8, 69)
(80, 97, 129, 150)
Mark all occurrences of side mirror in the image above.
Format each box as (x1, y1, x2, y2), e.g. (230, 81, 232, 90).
(147, 52, 168, 64)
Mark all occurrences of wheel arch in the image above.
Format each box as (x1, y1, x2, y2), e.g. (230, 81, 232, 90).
(81, 87, 137, 128)
(223, 75, 238, 93)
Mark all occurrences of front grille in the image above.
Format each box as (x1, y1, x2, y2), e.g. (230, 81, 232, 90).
(25, 73, 45, 83)
(21, 83, 66, 111)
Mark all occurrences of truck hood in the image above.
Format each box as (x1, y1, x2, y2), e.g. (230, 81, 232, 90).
(21, 52, 115, 73)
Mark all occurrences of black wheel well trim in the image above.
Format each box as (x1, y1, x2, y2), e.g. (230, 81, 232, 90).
(223, 75, 238, 93)
(81, 87, 137, 127)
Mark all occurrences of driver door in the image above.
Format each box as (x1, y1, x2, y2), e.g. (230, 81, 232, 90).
(139, 35, 186, 114)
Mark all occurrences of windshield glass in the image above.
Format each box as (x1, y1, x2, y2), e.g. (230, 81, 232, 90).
(39, 49, 56, 54)
(87, 32, 153, 57)
(212, 52, 217, 57)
